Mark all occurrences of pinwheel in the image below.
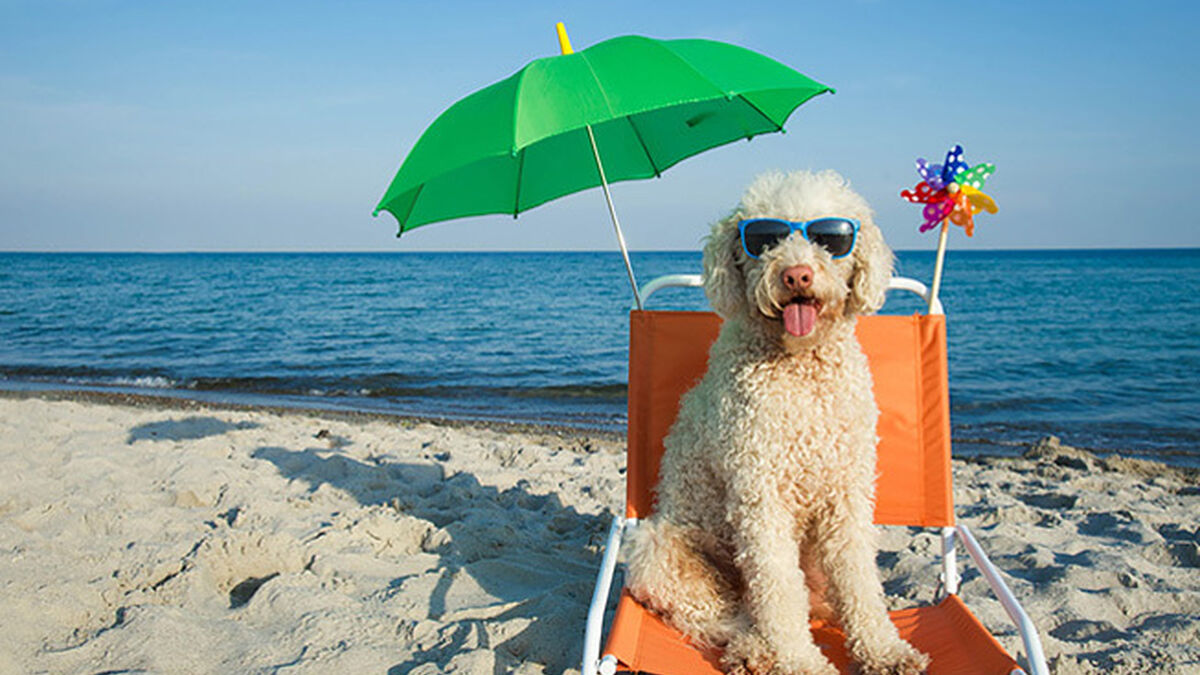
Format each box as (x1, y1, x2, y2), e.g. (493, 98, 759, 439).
(901, 144, 998, 236)
(900, 144, 999, 309)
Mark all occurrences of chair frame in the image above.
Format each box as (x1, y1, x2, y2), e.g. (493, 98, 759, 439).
(581, 274, 1048, 675)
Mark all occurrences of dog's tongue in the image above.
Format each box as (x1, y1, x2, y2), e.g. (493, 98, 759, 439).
(783, 302, 817, 337)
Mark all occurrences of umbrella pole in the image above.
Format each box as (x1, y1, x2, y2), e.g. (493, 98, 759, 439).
(928, 219, 950, 312)
(585, 125, 643, 310)
(558, 22, 642, 310)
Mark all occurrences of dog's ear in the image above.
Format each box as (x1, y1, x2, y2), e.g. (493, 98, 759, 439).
(702, 216, 747, 319)
(845, 220, 893, 316)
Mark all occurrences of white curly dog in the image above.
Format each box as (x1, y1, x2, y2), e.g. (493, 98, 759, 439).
(626, 170, 930, 675)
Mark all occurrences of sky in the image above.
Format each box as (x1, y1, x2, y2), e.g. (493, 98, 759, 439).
(1, 0, 1197, 252)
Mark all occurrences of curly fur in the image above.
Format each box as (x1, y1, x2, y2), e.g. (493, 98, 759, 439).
(626, 170, 929, 675)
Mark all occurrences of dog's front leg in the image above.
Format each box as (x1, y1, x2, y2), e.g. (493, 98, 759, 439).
(817, 493, 930, 675)
(723, 472, 836, 675)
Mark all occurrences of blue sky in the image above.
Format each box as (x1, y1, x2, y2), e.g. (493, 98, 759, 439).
(1, 1, 1197, 252)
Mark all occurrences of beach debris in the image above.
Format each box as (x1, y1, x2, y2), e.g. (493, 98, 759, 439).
(228, 572, 279, 609)
(314, 428, 351, 449)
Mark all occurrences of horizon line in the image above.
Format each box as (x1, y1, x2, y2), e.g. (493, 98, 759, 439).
(2, 246, 1199, 255)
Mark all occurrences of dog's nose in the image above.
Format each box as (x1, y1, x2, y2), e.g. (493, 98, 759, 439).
(782, 265, 814, 291)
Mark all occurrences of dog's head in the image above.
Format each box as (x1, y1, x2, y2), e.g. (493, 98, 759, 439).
(702, 170, 893, 350)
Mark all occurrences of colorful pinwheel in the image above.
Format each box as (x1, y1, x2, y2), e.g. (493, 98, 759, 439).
(901, 144, 998, 236)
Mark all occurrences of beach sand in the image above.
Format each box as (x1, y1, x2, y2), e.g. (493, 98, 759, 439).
(0, 394, 1196, 674)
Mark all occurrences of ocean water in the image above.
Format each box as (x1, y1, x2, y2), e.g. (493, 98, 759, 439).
(1, 250, 1197, 465)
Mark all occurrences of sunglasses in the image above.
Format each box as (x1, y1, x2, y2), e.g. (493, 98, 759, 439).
(737, 217, 861, 260)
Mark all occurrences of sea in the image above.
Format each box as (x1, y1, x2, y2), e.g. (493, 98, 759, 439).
(1, 250, 1197, 466)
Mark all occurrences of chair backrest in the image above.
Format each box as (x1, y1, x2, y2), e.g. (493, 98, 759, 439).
(626, 310, 953, 527)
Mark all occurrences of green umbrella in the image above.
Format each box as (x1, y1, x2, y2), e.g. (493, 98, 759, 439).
(374, 25, 833, 308)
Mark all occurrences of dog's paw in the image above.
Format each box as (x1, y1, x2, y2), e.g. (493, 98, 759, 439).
(854, 639, 930, 675)
(778, 653, 840, 675)
(720, 631, 776, 675)
(721, 633, 837, 675)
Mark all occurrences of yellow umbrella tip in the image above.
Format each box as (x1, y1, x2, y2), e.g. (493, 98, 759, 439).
(555, 22, 574, 55)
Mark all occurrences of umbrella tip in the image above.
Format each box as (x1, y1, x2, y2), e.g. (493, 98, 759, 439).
(555, 22, 574, 55)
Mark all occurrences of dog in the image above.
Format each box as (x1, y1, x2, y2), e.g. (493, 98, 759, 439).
(625, 170, 930, 675)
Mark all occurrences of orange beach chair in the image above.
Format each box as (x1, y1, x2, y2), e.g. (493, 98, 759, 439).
(581, 275, 1048, 675)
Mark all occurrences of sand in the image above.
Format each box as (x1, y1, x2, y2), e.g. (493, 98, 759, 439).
(0, 394, 1197, 674)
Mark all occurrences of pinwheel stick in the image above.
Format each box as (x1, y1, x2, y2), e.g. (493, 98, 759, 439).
(929, 219, 951, 312)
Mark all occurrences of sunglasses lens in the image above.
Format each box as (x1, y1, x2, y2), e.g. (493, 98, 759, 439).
(741, 220, 792, 258)
(805, 218, 857, 257)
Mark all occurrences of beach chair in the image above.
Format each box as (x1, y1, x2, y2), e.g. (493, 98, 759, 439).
(581, 274, 1049, 675)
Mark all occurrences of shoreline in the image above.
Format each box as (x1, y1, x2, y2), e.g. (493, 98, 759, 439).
(0, 386, 626, 445)
(3, 385, 1195, 469)
(0, 394, 1197, 673)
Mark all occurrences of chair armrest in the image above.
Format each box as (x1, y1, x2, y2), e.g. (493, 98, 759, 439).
(956, 524, 1049, 675)
(582, 515, 632, 675)
(637, 274, 703, 307)
(637, 274, 943, 314)
(886, 277, 944, 315)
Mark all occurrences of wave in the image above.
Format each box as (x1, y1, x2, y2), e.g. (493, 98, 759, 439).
(0, 366, 626, 402)
(109, 375, 176, 389)
(0, 365, 179, 389)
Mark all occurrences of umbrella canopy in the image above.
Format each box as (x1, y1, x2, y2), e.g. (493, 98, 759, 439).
(373, 34, 834, 232)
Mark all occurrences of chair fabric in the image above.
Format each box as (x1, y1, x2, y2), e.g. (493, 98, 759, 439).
(605, 591, 1021, 674)
(625, 310, 954, 526)
(607, 310, 1019, 673)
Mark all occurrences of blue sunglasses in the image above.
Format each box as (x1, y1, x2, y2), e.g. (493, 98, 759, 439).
(737, 217, 861, 260)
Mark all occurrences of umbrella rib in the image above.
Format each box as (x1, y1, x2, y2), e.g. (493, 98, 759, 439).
(509, 66, 530, 153)
(578, 51, 618, 120)
(643, 39, 729, 100)
(397, 183, 424, 236)
(625, 116, 661, 178)
(513, 149, 525, 217)
(738, 94, 784, 136)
